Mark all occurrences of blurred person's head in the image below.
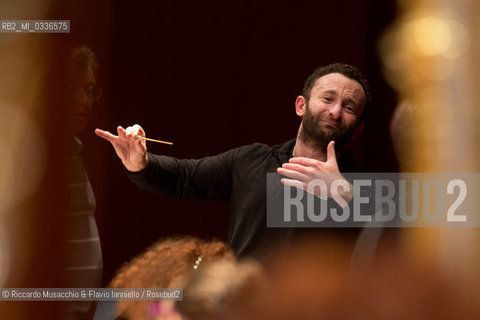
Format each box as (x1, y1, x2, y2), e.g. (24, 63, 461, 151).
(67, 46, 101, 136)
(172, 259, 266, 320)
(110, 236, 233, 320)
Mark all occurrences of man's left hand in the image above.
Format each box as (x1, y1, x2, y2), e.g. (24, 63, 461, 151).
(276, 141, 353, 205)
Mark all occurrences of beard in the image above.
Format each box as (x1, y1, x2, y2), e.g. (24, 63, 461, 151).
(299, 102, 356, 151)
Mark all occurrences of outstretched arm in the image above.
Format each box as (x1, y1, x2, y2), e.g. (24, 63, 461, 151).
(95, 124, 148, 172)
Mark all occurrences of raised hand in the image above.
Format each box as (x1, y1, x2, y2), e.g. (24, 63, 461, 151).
(277, 141, 353, 205)
(95, 124, 148, 172)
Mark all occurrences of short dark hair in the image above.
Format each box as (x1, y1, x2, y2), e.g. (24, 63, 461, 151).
(302, 63, 371, 121)
(69, 46, 98, 76)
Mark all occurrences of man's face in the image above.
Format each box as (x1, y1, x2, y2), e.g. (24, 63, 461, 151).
(299, 73, 365, 150)
(68, 64, 96, 136)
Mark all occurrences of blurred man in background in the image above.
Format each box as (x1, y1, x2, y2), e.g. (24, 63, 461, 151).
(63, 45, 103, 320)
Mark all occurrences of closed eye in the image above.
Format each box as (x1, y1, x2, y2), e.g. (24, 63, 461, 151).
(322, 97, 333, 102)
(343, 105, 356, 114)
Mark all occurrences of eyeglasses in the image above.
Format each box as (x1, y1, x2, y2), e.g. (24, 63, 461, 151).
(68, 85, 103, 101)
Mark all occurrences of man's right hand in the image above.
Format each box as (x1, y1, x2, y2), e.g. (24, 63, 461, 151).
(95, 124, 148, 172)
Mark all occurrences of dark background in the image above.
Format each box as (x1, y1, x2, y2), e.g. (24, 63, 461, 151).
(48, 0, 399, 284)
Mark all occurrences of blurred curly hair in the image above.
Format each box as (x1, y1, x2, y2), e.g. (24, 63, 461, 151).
(110, 236, 233, 320)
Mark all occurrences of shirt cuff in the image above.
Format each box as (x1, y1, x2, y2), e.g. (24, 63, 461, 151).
(125, 152, 156, 181)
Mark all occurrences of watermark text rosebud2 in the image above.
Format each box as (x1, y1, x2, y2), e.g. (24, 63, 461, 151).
(267, 173, 479, 228)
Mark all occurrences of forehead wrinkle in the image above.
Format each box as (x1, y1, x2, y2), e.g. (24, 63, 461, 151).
(314, 83, 363, 104)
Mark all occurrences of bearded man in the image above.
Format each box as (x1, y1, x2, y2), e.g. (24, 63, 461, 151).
(95, 63, 370, 258)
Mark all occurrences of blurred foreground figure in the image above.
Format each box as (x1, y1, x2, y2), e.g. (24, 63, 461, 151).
(225, 237, 480, 320)
(109, 236, 479, 320)
(109, 236, 233, 320)
(172, 259, 265, 320)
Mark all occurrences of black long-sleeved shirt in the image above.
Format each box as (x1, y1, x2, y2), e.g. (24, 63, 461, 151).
(127, 139, 360, 257)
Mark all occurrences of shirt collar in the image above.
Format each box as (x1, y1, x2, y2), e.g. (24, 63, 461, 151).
(273, 138, 359, 172)
(273, 139, 296, 164)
